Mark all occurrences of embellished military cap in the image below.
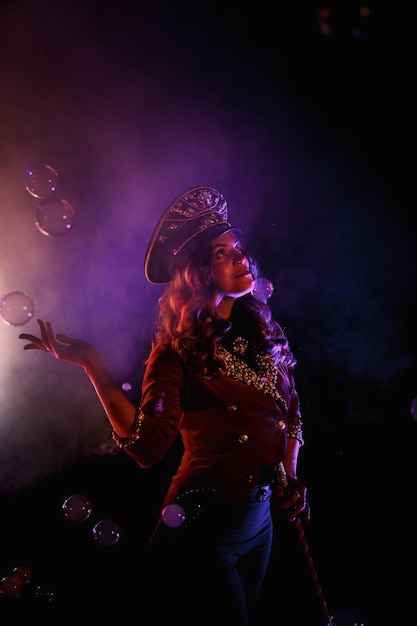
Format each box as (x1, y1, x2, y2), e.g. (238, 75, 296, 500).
(144, 186, 235, 284)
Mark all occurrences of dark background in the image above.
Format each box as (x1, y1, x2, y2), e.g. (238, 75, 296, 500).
(0, 1, 415, 624)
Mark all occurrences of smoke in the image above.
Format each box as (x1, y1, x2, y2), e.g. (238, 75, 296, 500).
(0, 0, 415, 495)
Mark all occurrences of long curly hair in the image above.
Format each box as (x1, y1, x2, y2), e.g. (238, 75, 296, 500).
(153, 232, 295, 376)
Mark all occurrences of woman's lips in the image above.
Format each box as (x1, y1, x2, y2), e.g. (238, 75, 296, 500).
(235, 269, 252, 278)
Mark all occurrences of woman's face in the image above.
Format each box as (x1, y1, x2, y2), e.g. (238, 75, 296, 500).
(210, 231, 254, 297)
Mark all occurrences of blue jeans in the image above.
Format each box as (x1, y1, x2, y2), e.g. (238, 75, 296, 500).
(148, 485, 274, 625)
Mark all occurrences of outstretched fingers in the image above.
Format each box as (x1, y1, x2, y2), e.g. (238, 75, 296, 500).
(18, 319, 53, 353)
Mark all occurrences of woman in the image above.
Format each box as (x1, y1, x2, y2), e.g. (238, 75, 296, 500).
(19, 187, 309, 625)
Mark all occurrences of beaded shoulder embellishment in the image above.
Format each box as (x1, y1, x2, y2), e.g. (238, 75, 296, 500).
(216, 341, 288, 411)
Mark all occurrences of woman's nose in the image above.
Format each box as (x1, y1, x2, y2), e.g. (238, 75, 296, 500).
(234, 251, 246, 265)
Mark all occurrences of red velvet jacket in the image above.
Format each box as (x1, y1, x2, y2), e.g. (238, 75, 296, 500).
(126, 342, 302, 508)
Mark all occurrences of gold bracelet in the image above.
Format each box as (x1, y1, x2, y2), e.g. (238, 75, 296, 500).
(112, 406, 145, 450)
(288, 426, 304, 446)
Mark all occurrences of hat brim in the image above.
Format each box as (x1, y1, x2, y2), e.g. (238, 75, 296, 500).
(144, 187, 233, 284)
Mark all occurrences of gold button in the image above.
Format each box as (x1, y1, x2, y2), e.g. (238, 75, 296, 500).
(277, 420, 286, 430)
(238, 434, 249, 444)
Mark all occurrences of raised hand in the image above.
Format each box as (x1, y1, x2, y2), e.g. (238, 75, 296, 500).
(19, 319, 97, 369)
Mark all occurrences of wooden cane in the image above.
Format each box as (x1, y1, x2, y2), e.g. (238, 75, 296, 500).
(275, 462, 334, 626)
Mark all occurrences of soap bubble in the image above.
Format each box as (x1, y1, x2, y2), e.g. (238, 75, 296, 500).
(0, 574, 23, 600)
(11, 565, 32, 586)
(92, 519, 121, 547)
(411, 397, 417, 421)
(34, 585, 55, 603)
(62, 493, 93, 523)
(161, 503, 186, 528)
(253, 277, 274, 303)
(36, 197, 75, 236)
(25, 163, 59, 198)
(0, 291, 34, 326)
